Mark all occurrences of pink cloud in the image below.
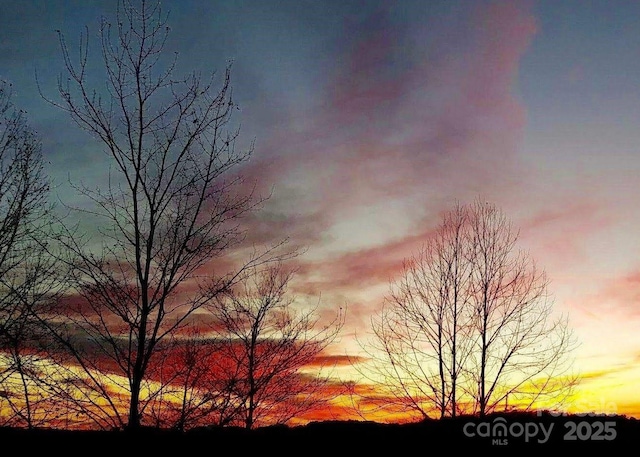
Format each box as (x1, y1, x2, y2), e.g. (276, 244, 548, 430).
(515, 197, 612, 266)
(230, 2, 539, 259)
(589, 270, 640, 316)
(291, 228, 440, 295)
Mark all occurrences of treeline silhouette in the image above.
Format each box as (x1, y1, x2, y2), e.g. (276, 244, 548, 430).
(0, 412, 636, 452)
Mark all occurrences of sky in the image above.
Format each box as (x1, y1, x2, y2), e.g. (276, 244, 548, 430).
(1, 0, 640, 419)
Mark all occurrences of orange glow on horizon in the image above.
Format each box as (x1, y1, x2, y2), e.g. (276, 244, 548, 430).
(2, 350, 638, 430)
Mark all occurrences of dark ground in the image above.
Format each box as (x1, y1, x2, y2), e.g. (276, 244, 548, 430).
(2, 412, 637, 454)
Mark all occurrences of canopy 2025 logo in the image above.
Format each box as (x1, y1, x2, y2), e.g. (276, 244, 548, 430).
(463, 417, 617, 445)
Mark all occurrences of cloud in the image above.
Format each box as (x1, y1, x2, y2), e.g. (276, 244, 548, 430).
(226, 1, 539, 264)
(305, 354, 368, 368)
(584, 270, 640, 317)
(515, 196, 613, 268)
(578, 364, 636, 383)
(607, 271, 640, 314)
(296, 226, 444, 290)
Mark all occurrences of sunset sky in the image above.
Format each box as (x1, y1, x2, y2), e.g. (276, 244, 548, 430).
(1, 0, 640, 420)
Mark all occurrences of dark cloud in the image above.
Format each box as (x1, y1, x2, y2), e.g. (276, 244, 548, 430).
(305, 354, 368, 368)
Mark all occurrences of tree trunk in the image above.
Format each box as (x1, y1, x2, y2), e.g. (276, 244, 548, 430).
(128, 376, 142, 429)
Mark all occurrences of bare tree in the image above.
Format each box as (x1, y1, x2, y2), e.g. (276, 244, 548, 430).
(208, 262, 344, 429)
(0, 248, 67, 429)
(0, 80, 67, 428)
(361, 199, 576, 419)
(39, 0, 285, 429)
(464, 200, 576, 416)
(361, 203, 475, 419)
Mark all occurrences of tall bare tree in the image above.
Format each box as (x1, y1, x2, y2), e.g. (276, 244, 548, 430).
(208, 262, 344, 429)
(0, 80, 66, 428)
(362, 199, 576, 419)
(40, 0, 284, 429)
(464, 199, 575, 416)
(364, 203, 475, 419)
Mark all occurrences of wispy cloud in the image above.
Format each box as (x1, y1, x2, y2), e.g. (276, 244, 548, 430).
(230, 2, 539, 269)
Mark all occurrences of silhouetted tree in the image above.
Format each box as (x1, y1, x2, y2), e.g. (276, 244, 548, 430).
(464, 200, 576, 416)
(361, 199, 576, 419)
(208, 262, 344, 429)
(0, 80, 66, 428)
(361, 203, 475, 419)
(40, 0, 285, 429)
